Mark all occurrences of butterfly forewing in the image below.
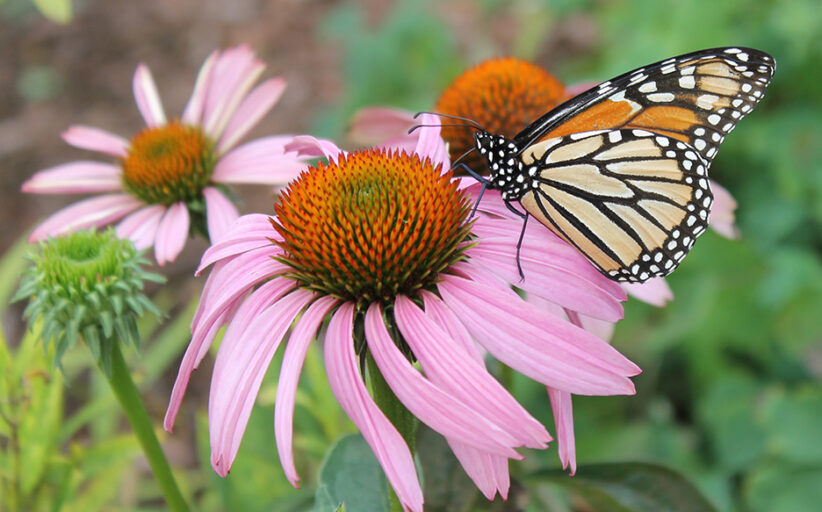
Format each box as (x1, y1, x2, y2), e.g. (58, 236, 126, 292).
(515, 47, 775, 167)
(518, 129, 712, 282)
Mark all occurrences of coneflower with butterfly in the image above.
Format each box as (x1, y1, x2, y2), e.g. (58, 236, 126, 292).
(412, 47, 775, 283)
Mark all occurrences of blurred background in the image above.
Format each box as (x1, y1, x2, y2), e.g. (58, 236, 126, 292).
(1, 0, 821, 510)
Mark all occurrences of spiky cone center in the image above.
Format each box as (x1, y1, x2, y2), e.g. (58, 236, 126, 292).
(14, 229, 163, 372)
(121, 120, 216, 205)
(435, 57, 566, 174)
(274, 149, 473, 305)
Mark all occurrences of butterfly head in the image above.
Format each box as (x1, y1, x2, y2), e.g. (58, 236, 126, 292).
(473, 131, 530, 201)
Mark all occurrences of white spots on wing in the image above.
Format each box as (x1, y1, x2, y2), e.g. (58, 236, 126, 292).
(638, 81, 657, 93)
(742, 83, 752, 92)
(684, 150, 697, 161)
(683, 160, 693, 171)
(666, 150, 676, 158)
(707, 114, 721, 125)
(648, 92, 675, 102)
(655, 136, 669, 147)
(697, 94, 719, 109)
(608, 131, 623, 143)
(694, 139, 706, 151)
(737, 52, 749, 61)
(732, 98, 743, 107)
(679, 76, 696, 89)
(630, 73, 648, 84)
(681, 65, 696, 75)
(694, 127, 705, 136)
(724, 48, 741, 54)
(722, 122, 734, 132)
(661, 64, 676, 74)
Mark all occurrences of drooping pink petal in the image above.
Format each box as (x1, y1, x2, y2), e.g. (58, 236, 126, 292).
(447, 440, 510, 500)
(203, 187, 239, 243)
(394, 295, 551, 448)
(29, 194, 142, 242)
(61, 125, 129, 157)
(132, 64, 167, 128)
(419, 290, 484, 362)
(196, 214, 281, 274)
(154, 202, 190, 266)
(413, 113, 450, 170)
(212, 136, 307, 185)
(284, 135, 343, 161)
(217, 78, 287, 154)
(438, 275, 640, 395)
(182, 50, 218, 125)
(116, 204, 166, 250)
(364, 303, 521, 457)
(210, 289, 315, 476)
(348, 107, 415, 147)
(622, 277, 674, 307)
(22, 161, 123, 195)
(275, 296, 339, 486)
(324, 303, 424, 512)
(707, 180, 740, 239)
(547, 388, 577, 475)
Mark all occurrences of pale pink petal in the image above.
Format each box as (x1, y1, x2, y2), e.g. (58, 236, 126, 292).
(116, 204, 166, 250)
(196, 214, 281, 274)
(212, 136, 307, 185)
(203, 46, 257, 128)
(29, 194, 142, 242)
(154, 202, 190, 266)
(182, 50, 218, 125)
(204, 56, 265, 139)
(419, 290, 484, 362)
(217, 78, 287, 154)
(395, 295, 551, 448)
(348, 107, 415, 146)
(547, 388, 576, 475)
(61, 125, 129, 157)
(324, 303, 424, 512)
(438, 275, 640, 395)
(365, 303, 521, 457)
(164, 274, 294, 432)
(210, 289, 315, 476)
(132, 64, 166, 128)
(447, 440, 510, 500)
(708, 180, 740, 239)
(275, 296, 339, 486)
(203, 187, 239, 243)
(22, 161, 122, 195)
(622, 277, 674, 307)
(413, 113, 450, 171)
(284, 135, 343, 161)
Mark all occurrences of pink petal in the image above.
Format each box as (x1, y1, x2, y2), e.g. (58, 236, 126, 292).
(365, 303, 521, 457)
(284, 135, 343, 161)
(547, 388, 577, 475)
(116, 204, 166, 250)
(22, 161, 122, 195)
(324, 303, 424, 512)
(622, 277, 674, 307)
(419, 290, 484, 362)
(164, 275, 295, 432)
(196, 214, 281, 274)
(413, 113, 450, 170)
(203, 187, 239, 243)
(212, 136, 307, 185)
(708, 180, 740, 239)
(438, 275, 640, 395)
(210, 289, 315, 476)
(216, 78, 287, 154)
(275, 295, 339, 486)
(202, 46, 257, 126)
(132, 64, 166, 128)
(154, 202, 190, 266)
(395, 295, 551, 448)
(61, 125, 129, 157)
(348, 107, 415, 146)
(204, 55, 265, 139)
(447, 440, 510, 500)
(182, 50, 218, 125)
(29, 194, 142, 242)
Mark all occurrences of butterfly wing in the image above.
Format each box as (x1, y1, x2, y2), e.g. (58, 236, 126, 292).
(514, 47, 775, 166)
(518, 129, 711, 282)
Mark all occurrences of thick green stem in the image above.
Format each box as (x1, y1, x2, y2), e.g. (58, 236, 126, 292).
(367, 353, 417, 512)
(104, 343, 189, 512)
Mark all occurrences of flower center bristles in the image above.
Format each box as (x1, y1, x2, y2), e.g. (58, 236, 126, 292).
(273, 149, 473, 304)
(435, 57, 566, 174)
(121, 120, 216, 205)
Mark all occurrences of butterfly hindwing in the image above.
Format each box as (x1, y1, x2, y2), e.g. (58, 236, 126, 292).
(514, 47, 775, 167)
(516, 129, 712, 282)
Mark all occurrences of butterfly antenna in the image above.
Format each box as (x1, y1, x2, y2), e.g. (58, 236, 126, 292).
(414, 111, 485, 131)
(408, 123, 483, 135)
(452, 147, 476, 167)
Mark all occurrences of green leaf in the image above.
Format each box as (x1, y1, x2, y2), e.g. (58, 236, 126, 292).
(745, 464, 822, 512)
(314, 434, 390, 512)
(415, 425, 478, 512)
(31, 0, 73, 24)
(532, 462, 718, 512)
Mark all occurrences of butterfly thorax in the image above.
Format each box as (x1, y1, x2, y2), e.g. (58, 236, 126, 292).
(474, 131, 534, 202)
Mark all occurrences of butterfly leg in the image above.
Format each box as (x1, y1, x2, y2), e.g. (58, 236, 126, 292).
(452, 163, 489, 219)
(501, 202, 529, 281)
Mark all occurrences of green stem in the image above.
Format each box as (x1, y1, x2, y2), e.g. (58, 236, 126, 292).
(104, 342, 189, 512)
(367, 353, 417, 512)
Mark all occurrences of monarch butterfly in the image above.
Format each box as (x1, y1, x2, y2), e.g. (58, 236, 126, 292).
(458, 47, 775, 283)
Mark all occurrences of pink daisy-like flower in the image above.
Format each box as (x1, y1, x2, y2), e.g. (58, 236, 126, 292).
(164, 119, 639, 510)
(23, 45, 310, 265)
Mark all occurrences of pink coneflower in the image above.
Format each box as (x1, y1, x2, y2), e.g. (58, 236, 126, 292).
(23, 45, 309, 265)
(164, 120, 639, 510)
